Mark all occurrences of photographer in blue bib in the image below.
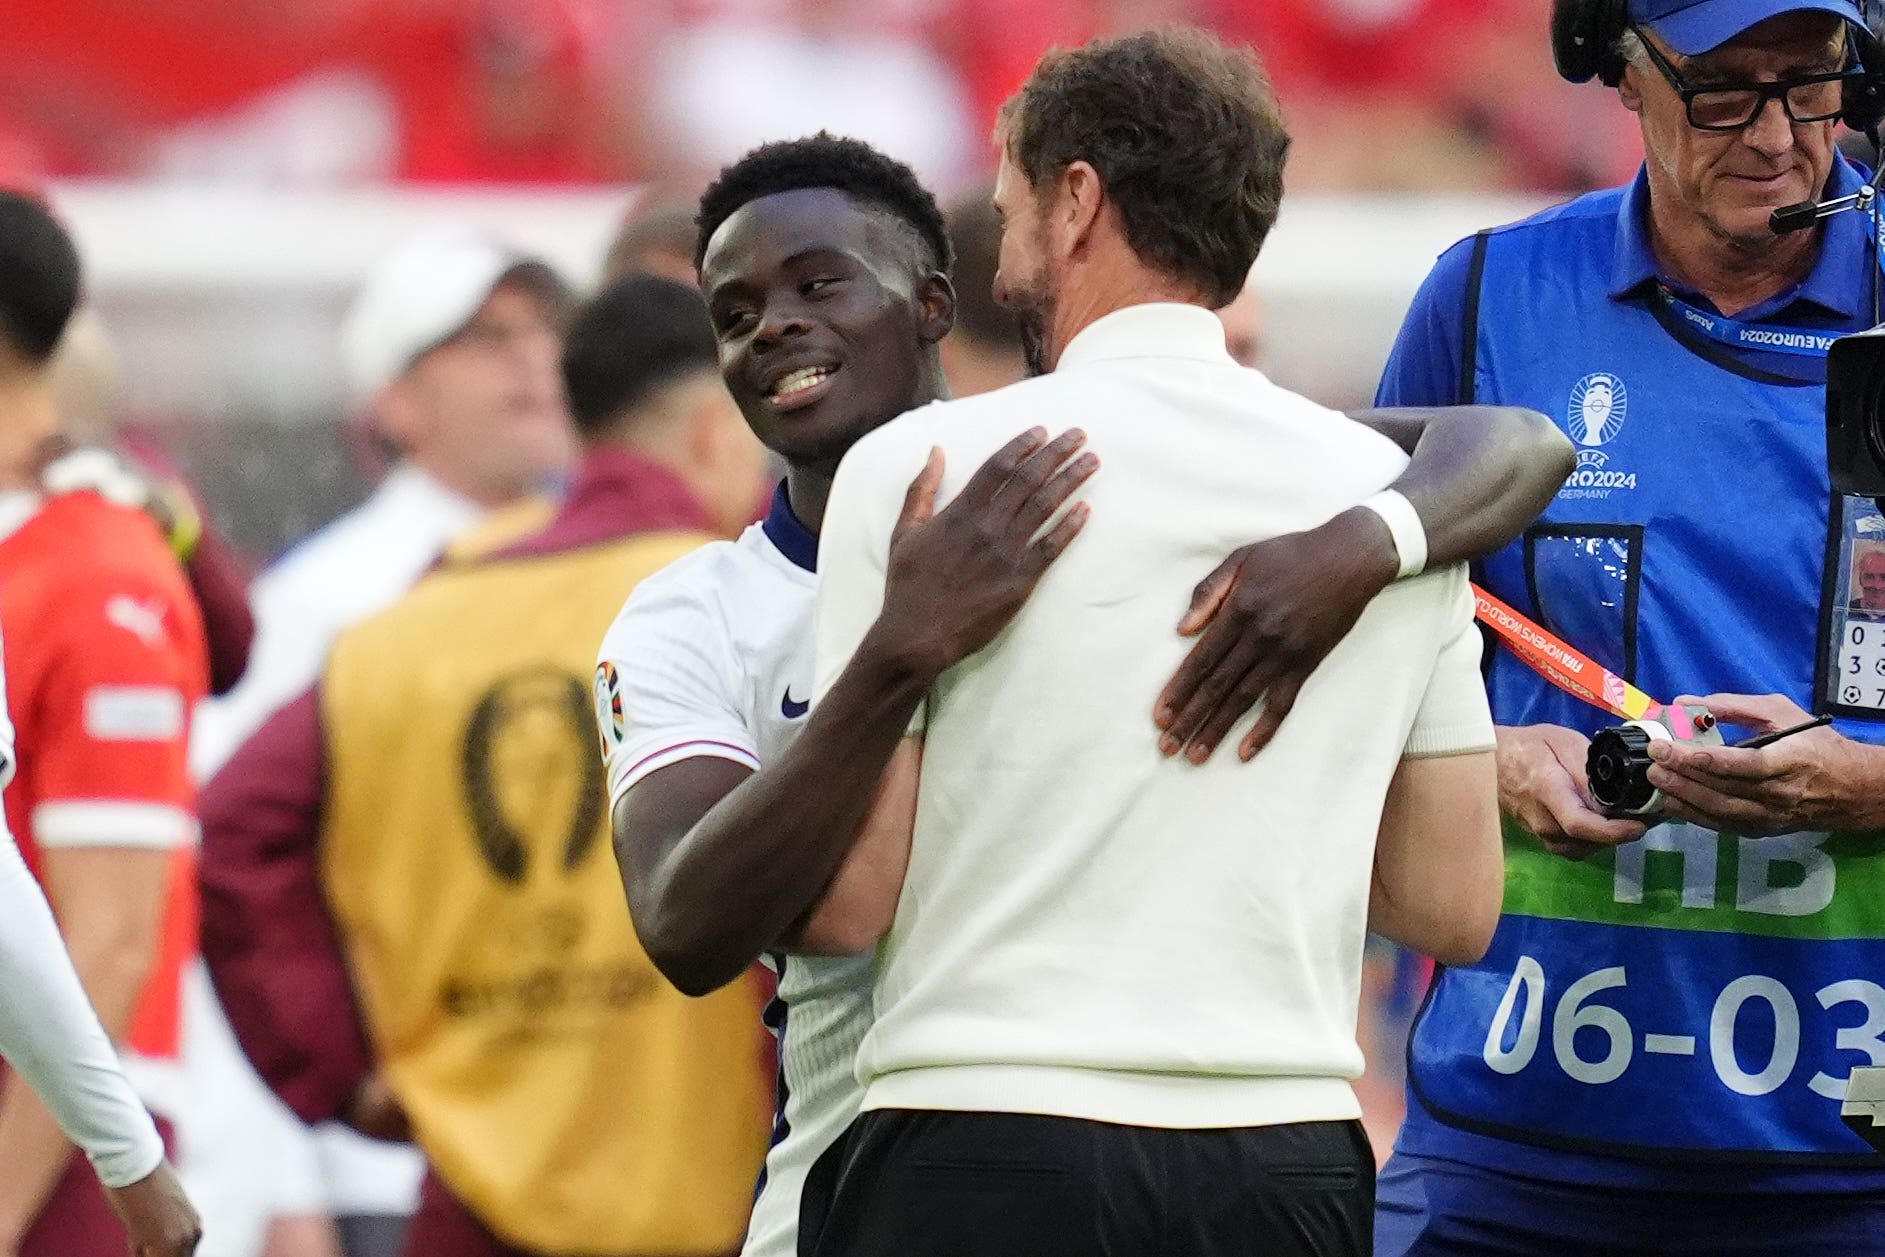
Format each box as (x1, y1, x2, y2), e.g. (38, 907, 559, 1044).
(1372, 0, 1885, 1252)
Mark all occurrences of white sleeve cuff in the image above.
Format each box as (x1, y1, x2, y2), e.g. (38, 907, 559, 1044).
(1358, 489, 1429, 581)
(1402, 725, 1498, 759)
(607, 737, 762, 807)
(0, 831, 166, 1187)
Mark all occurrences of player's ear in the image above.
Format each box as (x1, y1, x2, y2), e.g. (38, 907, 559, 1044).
(915, 271, 956, 346)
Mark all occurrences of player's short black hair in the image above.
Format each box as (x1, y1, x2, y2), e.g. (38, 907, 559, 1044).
(561, 273, 720, 437)
(0, 191, 82, 365)
(694, 133, 953, 277)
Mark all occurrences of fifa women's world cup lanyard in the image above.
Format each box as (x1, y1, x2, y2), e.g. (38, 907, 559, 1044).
(1471, 585, 1829, 818)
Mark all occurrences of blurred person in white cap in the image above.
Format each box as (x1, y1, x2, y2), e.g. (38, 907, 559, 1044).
(202, 272, 774, 1257)
(191, 228, 576, 1257)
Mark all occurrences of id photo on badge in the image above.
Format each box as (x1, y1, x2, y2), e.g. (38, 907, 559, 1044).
(1827, 496, 1885, 715)
(1852, 541, 1885, 621)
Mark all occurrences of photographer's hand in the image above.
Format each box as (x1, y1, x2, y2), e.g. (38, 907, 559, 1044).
(1647, 693, 1885, 836)
(1498, 724, 1648, 859)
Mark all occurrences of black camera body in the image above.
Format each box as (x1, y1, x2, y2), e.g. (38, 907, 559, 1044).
(1828, 325, 1885, 496)
(1586, 705, 1721, 818)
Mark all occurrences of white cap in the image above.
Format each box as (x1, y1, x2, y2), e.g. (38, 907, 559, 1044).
(340, 227, 564, 404)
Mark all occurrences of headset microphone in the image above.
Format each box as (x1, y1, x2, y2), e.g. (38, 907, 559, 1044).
(1771, 179, 1881, 234)
(1771, 199, 1832, 233)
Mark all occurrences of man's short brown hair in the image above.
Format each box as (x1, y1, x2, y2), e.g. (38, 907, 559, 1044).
(1001, 27, 1289, 308)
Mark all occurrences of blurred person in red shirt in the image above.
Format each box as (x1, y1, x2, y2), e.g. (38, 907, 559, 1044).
(0, 189, 209, 1257)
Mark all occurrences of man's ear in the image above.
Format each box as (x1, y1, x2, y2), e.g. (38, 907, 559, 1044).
(915, 271, 956, 346)
(1617, 62, 1646, 115)
(373, 377, 422, 454)
(1058, 161, 1105, 258)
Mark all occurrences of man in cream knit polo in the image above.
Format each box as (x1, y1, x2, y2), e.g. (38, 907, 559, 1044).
(805, 29, 1506, 1257)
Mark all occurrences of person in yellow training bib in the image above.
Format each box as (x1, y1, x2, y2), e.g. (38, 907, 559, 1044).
(199, 274, 775, 1257)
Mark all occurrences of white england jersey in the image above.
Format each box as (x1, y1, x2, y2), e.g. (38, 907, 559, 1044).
(595, 489, 873, 1257)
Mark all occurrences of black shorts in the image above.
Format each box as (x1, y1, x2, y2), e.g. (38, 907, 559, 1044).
(802, 1108, 1374, 1257)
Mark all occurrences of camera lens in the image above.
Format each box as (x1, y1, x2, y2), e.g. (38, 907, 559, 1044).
(1868, 373, 1885, 479)
(1866, 374, 1885, 474)
(1587, 724, 1657, 814)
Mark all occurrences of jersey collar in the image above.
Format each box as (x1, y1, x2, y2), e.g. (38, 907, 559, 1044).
(761, 481, 818, 572)
(1055, 302, 1235, 370)
(0, 492, 40, 544)
(374, 462, 485, 539)
(1609, 155, 1870, 323)
(481, 446, 707, 561)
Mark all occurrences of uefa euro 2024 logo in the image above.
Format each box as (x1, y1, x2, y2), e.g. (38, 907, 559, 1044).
(1563, 373, 1636, 497)
(1569, 372, 1627, 447)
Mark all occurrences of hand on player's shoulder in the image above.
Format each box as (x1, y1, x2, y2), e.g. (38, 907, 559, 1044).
(873, 426, 1097, 679)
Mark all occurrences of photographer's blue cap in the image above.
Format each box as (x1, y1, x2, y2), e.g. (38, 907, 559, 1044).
(1628, 0, 1862, 55)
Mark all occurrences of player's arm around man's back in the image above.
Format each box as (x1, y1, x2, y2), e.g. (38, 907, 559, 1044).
(611, 429, 1096, 994)
(1157, 404, 1571, 764)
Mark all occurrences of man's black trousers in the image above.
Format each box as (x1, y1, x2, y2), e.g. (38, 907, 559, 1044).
(803, 1108, 1374, 1257)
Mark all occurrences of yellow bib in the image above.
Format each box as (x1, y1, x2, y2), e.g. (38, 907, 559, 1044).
(322, 530, 770, 1255)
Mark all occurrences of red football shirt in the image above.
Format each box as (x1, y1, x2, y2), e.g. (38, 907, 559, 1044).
(0, 492, 208, 1061)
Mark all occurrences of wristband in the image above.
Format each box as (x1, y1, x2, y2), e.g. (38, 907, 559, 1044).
(1358, 489, 1428, 580)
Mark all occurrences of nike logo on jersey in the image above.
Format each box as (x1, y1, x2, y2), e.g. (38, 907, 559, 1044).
(105, 595, 168, 648)
(781, 689, 809, 719)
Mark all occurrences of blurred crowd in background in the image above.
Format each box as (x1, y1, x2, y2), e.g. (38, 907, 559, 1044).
(3, 0, 1643, 196)
(14, 0, 1648, 568)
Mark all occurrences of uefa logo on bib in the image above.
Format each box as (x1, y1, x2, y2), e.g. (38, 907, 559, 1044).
(1562, 373, 1637, 499)
(1568, 372, 1627, 447)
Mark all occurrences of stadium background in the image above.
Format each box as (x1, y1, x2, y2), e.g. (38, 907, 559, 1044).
(18, 0, 1651, 1184)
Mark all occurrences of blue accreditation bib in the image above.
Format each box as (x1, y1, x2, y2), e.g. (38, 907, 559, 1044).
(1396, 167, 1885, 1184)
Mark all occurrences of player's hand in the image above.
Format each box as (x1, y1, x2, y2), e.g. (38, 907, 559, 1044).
(1155, 505, 1397, 764)
(1498, 724, 1648, 859)
(103, 1158, 201, 1257)
(339, 1072, 411, 1143)
(870, 427, 1096, 680)
(1647, 693, 1879, 836)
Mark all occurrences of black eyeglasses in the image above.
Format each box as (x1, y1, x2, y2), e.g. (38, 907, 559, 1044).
(1631, 25, 1860, 131)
